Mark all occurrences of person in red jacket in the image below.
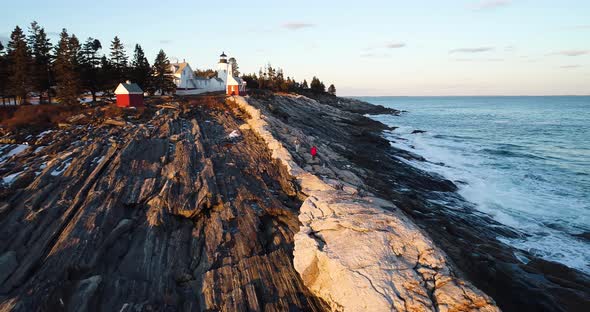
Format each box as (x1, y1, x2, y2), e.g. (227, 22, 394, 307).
(311, 146, 317, 160)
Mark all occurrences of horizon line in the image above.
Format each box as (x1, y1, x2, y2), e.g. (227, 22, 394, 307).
(343, 94, 590, 97)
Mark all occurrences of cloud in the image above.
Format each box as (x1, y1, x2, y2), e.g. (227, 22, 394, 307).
(363, 42, 406, 52)
(386, 43, 406, 49)
(453, 58, 504, 62)
(551, 50, 590, 56)
(473, 0, 512, 10)
(159, 39, 172, 44)
(282, 22, 315, 30)
(450, 47, 494, 53)
(560, 65, 582, 69)
(360, 53, 391, 58)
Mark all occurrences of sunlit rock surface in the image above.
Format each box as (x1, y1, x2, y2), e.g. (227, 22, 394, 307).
(233, 95, 499, 311)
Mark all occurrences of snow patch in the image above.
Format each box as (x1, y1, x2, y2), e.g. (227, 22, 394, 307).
(228, 130, 241, 139)
(50, 159, 72, 176)
(0, 145, 30, 163)
(2, 171, 23, 186)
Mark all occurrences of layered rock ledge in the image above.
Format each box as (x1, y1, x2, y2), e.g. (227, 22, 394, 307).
(235, 92, 590, 312)
(231, 95, 499, 311)
(0, 97, 327, 311)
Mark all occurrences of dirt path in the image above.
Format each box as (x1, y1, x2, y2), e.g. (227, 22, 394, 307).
(0, 96, 326, 311)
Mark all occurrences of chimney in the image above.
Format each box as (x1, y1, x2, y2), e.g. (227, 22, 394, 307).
(183, 58, 186, 63)
(126, 80, 131, 84)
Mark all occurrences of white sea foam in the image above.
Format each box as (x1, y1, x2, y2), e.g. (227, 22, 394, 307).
(381, 124, 590, 273)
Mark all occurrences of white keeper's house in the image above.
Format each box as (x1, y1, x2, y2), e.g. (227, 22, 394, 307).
(171, 52, 246, 95)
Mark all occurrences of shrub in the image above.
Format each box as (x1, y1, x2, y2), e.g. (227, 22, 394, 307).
(0, 104, 83, 131)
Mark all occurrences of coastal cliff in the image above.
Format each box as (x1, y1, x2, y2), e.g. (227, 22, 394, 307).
(231, 95, 498, 311)
(240, 92, 590, 312)
(0, 93, 588, 311)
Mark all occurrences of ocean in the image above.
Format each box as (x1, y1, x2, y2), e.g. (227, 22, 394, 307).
(359, 96, 590, 273)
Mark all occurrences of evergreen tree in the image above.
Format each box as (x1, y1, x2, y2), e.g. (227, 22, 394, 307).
(310, 76, 325, 93)
(130, 44, 151, 89)
(80, 38, 101, 68)
(151, 49, 174, 95)
(327, 84, 336, 95)
(6, 26, 32, 104)
(28, 21, 53, 104)
(69, 35, 82, 68)
(195, 68, 217, 78)
(54, 29, 81, 105)
(301, 79, 309, 89)
(98, 55, 114, 95)
(241, 73, 259, 89)
(79, 37, 102, 102)
(228, 57, 240, 76)
(109, 36, 128, 84)
(0, 41, 7, 99)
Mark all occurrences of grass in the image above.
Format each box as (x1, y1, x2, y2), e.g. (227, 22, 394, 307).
(0, 104, 85, 131)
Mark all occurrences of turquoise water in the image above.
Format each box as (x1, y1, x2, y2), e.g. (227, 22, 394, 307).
(360, 96, 590, 273)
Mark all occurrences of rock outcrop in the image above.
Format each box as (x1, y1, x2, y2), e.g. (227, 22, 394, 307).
(0, 97, 327, 311)
(238, 93, 590, 312)
(2, 92, 588, 312)
(231, 96, 499, 311)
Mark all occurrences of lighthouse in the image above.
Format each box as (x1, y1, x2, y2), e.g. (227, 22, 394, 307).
(217, 52, 229, 84)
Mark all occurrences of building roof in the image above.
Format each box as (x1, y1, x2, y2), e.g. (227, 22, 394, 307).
(220, 52, 227, 57)
(227, 75, 240, 86)
(114, 82, 143, 95)
(170, 62, 189, 75)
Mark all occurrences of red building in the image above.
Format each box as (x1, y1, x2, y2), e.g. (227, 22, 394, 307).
(227, 84, 240, 96)
(225, 61, 245, 96)
(114, 81, 144, 107)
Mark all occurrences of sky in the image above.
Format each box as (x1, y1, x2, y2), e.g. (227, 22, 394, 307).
(1, 0, 589, 96)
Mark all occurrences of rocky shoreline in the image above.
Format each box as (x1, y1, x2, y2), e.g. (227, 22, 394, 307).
(241, 91, 590, 312)
(0, 92, 588, 311)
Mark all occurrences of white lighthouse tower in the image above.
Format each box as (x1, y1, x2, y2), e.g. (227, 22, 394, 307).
(217, 52, 229, 83)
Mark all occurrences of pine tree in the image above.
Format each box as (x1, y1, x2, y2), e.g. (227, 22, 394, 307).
(151, 49, 174, 95)
(310, 76, 326, 93)
(28, 21, 53, 104)
(109, 36, 128, 85)
(195, 68, 217, 78)
(241, 73, 259, 89)
(69, 35, 82, 68)
(98, 55, 114, 96)
(54, 29, 81, 105)
(7, 26, 32, 104)
(80, 37, 102, 102)
(80, 38, 101, 68)
(0, 41, 7, 100)
(131, 44, 151, 90)
(301, 79, 308, 89)
(228, 57, 240, 77)
(327, 84, 336, 95)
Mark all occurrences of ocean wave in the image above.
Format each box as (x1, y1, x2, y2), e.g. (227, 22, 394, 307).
(479, 148, 547, 160)
(379, 120, 590, 273)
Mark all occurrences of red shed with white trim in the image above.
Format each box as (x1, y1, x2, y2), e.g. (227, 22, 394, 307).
(114, 81, 144, 107)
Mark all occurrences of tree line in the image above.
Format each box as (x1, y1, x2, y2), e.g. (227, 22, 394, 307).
(0, 21, 175, 105)
(241, 64, 336, 95)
